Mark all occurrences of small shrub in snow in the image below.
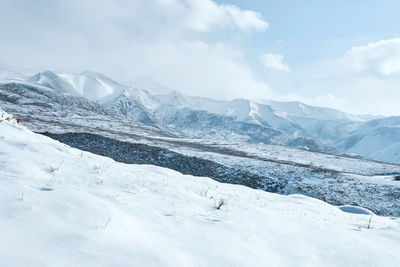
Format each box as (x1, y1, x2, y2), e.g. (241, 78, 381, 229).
(367, 214, 374, 229)
(217, 198, 226, 209)
(49, 160, 64, 173)
(200, 187, 210, 197)
(395, 176, 400, 181)
(50, 166, 58, 173)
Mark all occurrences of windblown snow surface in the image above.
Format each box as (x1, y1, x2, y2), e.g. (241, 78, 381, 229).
(1, 109, 400, 266)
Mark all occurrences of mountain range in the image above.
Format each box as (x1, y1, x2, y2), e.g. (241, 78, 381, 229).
(2, 67, 397, 164)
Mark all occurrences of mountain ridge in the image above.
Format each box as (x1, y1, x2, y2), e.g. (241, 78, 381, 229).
(1, 68, 399, 163)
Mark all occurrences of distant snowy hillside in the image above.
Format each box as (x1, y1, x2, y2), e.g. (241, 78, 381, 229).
(1, 108, 400, 266)
(27, 71, 79, 95)
(257, 100, 374, 142)
(157, 107, 290, 144)
(337, 116, 400, 163)
(102, 87, 163, 127)
(116, 89, 361, 141)
(59, 71, 121, 100)
(28, 71, 122, 100)
(104, 90, 338, 151)
(157, 94, 306, 136)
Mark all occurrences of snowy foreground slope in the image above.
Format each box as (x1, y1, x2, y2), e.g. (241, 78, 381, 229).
(1, 112, 400, 266)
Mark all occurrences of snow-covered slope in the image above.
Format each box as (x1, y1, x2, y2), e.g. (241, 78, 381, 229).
(157, 107, 289, 144)
(27, 71, 122, 100)
(1, 109, 400, 266)
(102, 87, 162, 127)
(27, 71, 79, 95)
(0, 107, 20, 124)
(337, 116, 400, 163)
(260, 100, 384, 143)
(58, 71, 121, 100)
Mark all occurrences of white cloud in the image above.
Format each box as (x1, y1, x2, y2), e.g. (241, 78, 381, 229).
(277, 38, 400, 116)
(346, 38, 400, 76)
(0, 0, 272, 100)
(221, 4, 269, 31)
(128, 41, 274, 100)
(260, 53, 290, 72)
(167, 0, 268, 32)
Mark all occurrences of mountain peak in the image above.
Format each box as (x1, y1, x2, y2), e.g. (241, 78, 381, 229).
(27, 71, 78, 95)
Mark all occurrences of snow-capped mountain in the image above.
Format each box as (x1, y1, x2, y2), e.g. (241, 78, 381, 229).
(27, 71, 79, 95)
(336, 116, 400, 163)
(102, 89, 363, 152)
(157, 94, 305, 135)
(102, 87, 163, 128)
(1, 68, 400, 163)
(258, 100, 380, 142)
(28, 70, 122, 100)
(100, 85, 400, 163)
(59, 71, 121, 100)
(99, 89, 337, 150)
(1, 107, 400, 266)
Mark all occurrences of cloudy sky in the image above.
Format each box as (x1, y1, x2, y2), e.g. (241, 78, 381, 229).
(1, 0, 400, 116)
